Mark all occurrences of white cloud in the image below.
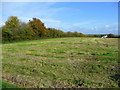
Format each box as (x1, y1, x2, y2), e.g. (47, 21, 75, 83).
(19, 17, 61, 23)
(91, 26, 97, 30)
(105, 25, 108, 28)
(105, 25, 110, 28)
(0, 22, 5, 27)
(19, 17, 32, 22)
(62, 23, 118, 34)
(2, 2, 64, 21)
(74, 20, 96, 26)
(41, 18, 61, 23)
(19, 16, 61, 23)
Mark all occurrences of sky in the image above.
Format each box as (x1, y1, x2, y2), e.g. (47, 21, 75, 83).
(1, 2, 118, 34)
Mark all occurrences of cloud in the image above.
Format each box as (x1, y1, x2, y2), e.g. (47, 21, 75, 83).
(91, 26, 97, 30)
(2, 2, 64, 23)
(0, 22, 5, 27)
(105, 24, 110, 30)
(19, 17, 61, 23)
(62, 23, 118, 34)
(105, 25, 110, 28)
(41, 18, 61, 23)
(73, 20, 96, 26)
(3, 2, 61, 25)
(19, 17, 32, 22)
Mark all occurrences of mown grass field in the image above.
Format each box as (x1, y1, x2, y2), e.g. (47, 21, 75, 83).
(2, 37, 119, 88)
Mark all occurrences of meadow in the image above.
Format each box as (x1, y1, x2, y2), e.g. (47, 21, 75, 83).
(2, 37, 119, 88)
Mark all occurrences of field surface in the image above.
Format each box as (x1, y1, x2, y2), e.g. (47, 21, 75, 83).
(2, 37, 119, 88)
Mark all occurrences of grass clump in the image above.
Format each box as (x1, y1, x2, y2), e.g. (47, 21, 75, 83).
(2, 81, 19, 88)
(19, 58, 29, 61)
(77, 52, 85, 55)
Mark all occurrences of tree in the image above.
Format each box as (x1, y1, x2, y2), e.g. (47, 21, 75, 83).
(79, 33, 86, 37)
(28, 18, 47, 37)
(14, 22, 36, 40)
(5, 16, 20, 28)
(2, 16, 97, 43)
(2, 16, 20, 42)
(107, 34, 115, 38)
(2, 16, 36, 42)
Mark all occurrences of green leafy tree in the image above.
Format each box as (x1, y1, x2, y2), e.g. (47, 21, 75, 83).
(12, 22, 36, 40)
(2, 16, 20, 42)
(2, 16, 36, 42)
(73, 32, 80, 37)
(5, 16, 20, 28)
(47, 28, 64, 38)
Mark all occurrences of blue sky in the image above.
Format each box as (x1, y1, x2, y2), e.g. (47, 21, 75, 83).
(1, 2, 118, 34)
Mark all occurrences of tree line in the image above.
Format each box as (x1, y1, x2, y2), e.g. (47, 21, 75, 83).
(1, 16, 120, 43)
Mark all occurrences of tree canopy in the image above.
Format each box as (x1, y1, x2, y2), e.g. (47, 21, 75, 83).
(1, 16, 119, 43)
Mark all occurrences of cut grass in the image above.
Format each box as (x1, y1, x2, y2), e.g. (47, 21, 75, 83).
(2, 37, 119, 88)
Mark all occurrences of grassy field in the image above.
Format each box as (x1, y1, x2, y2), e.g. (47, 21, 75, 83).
(2, 37, 119, 88)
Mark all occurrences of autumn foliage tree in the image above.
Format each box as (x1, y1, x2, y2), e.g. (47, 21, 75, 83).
(28, 18, 47, 37)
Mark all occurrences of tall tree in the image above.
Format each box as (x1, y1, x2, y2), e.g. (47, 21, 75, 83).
(5, 16, 20, 28)
(28, 18, 47, 37)
(2, 16, 20, 41)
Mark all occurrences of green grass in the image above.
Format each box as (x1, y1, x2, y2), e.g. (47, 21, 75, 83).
(19, 58, 30, 61)
(2, 37, 119, 88)
(2, 81, 18, 88)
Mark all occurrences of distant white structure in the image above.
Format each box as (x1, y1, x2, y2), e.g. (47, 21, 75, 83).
(101, 35, 108, 38)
